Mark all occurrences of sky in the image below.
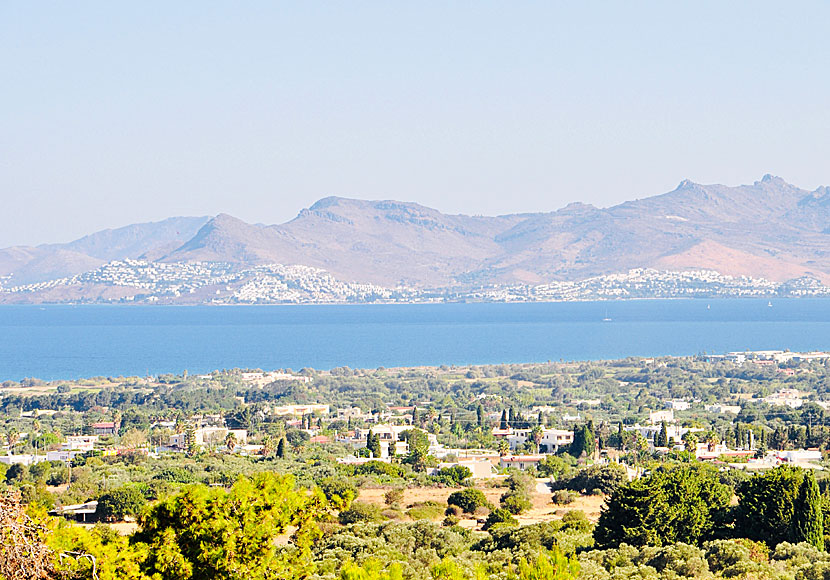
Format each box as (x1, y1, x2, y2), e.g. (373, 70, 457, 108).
(2, 2, 830, 247)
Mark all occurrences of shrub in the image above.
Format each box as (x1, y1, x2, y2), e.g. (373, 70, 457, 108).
(319, 477, 357, 510)
(552, 490, 577, 505)
(556, 463, 627, 495)
(407, 501, 445, 521)
(339, 501, 383, 525)
(443, 515, 460, 527)
(153, 467, 196, 484)
(501, 491, 532, 514)
(447, 488, 490, 514)
(353, 461, 407, 479)
(561, 510, 591, 532)
(384, 488, 404, 507)
(98, 486, 146, 521)
(431, 465, 473, 486)
(483, 508, 519, 531)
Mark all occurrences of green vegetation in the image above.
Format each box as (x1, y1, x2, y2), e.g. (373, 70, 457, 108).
(3, 355, 830, 578)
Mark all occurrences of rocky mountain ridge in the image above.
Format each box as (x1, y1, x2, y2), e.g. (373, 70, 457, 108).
(2, 176, 828, 296)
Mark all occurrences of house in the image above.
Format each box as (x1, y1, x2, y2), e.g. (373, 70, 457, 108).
(345, 424, 437, 458)
(648, 410, 675, 424)
(498, 455, 545, 471)
(50, 501, 98, 523)
(435, 458, 494, 479)
(63, 435, 98, 451)
(168, 427, 248, 449)
(705, 404, 742, 414)
(664, 400, 690, 411)
(92, 422, 117, 436)
(0, 454, 49, 466)
(492, 427, 574, 453)
(268, 404, 329, 417)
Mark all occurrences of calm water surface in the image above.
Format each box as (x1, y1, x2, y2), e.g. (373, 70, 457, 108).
(0, 299, 829, 380)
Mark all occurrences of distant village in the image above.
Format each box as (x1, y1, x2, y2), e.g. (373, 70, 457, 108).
(1, 260, 828, 304)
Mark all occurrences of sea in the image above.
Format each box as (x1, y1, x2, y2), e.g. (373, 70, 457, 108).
(0, 299, 829, 381)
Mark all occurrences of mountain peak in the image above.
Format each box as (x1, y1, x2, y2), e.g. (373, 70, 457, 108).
(755, 174, 791, 188)
(676, 179, 698, 190)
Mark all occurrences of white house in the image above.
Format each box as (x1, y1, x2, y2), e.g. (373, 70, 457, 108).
(498, 455, 545, 471)
(648, 410, 675, 424)
(664, 400, 690, 411)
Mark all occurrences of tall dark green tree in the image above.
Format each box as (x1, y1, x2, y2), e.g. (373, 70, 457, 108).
(276, 437, 286, 459)
(735, 465, 805, 546)
(792, 470, 824, 549)
(594, 464, 731, 548)
(367, 429, 382, 458)
(476, 404, 484, 427)
(656, 421, 669, 448)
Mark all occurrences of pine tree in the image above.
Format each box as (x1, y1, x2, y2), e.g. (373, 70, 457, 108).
(792, 471, 824, 549)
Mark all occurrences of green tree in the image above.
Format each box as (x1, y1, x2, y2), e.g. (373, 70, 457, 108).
(656, 421, 669, 448)
(516, 549, 579, 580)
(367, 429, 382, 459)
(791, 470, 824, 549)
(98, 486, 147, 522)
(400, 429, 431, 472)
(530, 425, 544, 454)
(276, 437, 286, 459)
(224, 431, 238, 452)
(447, 488, 489, 514)
(594, 464, 730, 548)
(483, 508, 519, 531)
(135, 473, 325, 580)
(735, 465, 805, 547)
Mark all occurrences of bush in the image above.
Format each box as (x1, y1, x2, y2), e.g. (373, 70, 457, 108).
(443, 515, 460, 527)
(98, 486, 146, 521)
(353, 461, 407, 479)
(561, 509, 591, 532)
(556, 463, 627, 495)
(319, 477, 357, 510)
(384, 488, 404, 507)
(552, 490, 577, 506)
(447, 488, 490, 514)
(482, 508, 519, 531)
(153, 467, 196, 484)
(501, 491, 532, 514)
(406, 501, 445, 521)
(430, 465, 473, 486)
(339, 501, 383, 525)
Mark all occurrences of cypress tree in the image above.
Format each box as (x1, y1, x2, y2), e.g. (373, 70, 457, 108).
(476, 404, 484, 427)
(792, 470, 824, 549)
(656, 421, 669, 448)
(367, 429, 382, 458)
(276, 438, 286, 459)
(500, 410, 508, 430)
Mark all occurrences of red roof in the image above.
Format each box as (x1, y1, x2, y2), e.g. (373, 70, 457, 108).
(309, 435, 331, 444)
(92, 422, 115, 428)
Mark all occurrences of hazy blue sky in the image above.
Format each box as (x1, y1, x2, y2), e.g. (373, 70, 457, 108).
(3, 2, 830, 247)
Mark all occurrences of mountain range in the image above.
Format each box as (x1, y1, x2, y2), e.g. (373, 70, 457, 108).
(2, 175, 829, 293)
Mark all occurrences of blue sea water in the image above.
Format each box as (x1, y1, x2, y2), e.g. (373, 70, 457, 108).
(0, 299, 829, 381)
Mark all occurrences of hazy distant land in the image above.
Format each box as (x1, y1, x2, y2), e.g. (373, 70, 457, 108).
(2, 175, 829, 304)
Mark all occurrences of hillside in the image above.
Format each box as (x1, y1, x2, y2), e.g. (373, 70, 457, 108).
(1, 176, 829, 296)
